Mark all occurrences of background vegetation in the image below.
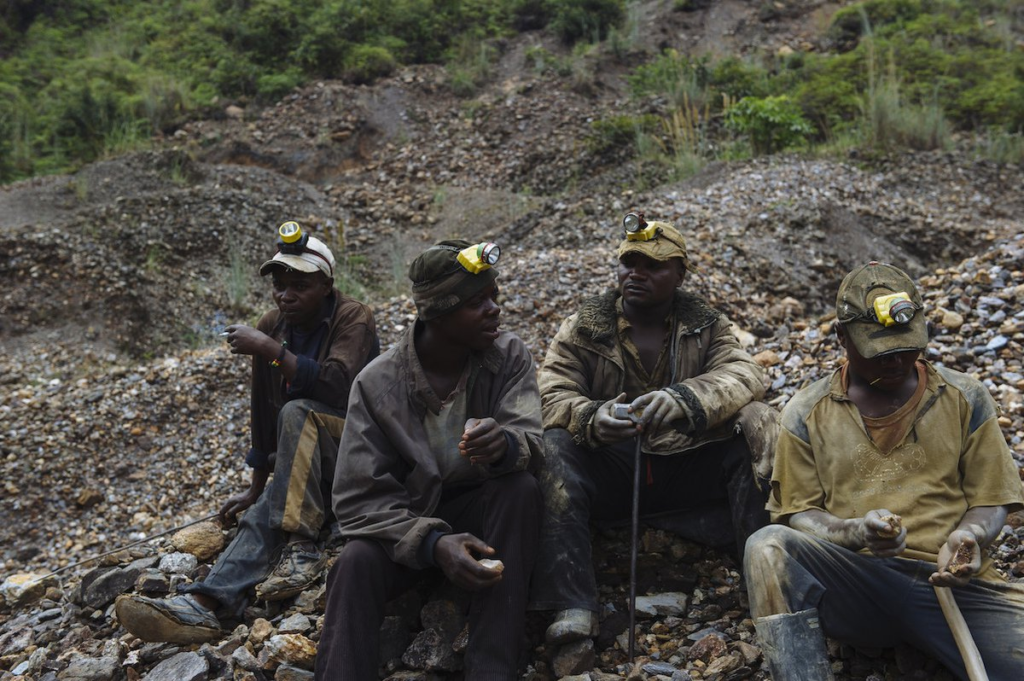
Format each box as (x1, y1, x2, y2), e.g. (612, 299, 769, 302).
(1, 0, 1022, 183)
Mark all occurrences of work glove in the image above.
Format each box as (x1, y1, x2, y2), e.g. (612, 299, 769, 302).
(630, 389, 694, 435)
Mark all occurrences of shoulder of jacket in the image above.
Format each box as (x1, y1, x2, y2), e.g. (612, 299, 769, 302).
(333, 294, 375, 322)
(570, 290, 620, 344)
(256, 309, 281, 332)
(673, 290, 722, 333)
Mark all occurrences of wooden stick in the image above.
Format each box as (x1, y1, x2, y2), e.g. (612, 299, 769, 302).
(934, 586, 989, 681)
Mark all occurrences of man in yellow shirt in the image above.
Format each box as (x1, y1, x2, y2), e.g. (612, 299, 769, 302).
(744, 262, 1024, 681)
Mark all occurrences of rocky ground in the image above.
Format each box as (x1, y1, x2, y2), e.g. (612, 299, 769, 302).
(2, 1, 1024, 680)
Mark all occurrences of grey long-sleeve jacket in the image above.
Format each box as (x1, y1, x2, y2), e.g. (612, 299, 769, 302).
(332, 324, 543, 569)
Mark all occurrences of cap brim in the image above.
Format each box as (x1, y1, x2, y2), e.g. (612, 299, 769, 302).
(617, 242, 683, 263)
(844, 315, 928, 359)
(259, 254, 321, 276)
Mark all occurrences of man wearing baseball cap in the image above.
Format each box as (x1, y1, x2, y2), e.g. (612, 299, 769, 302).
(117, 222, 378, 643)
(531, 215, 774, 646)
(314, 240, 543, 680)
(744, 262, 1024, 680)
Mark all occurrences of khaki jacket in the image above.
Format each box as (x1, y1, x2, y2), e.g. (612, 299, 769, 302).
(540, 289, 768, 457)
(771, 361, 1024, 579)
(332, 325, 543, 569)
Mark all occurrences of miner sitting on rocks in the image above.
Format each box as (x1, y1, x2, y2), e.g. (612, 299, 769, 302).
(744, 262, 1024, 681)
(530, 213, 775, 646)
(313, 240, 543, 681)
(116, 222, 378, 644)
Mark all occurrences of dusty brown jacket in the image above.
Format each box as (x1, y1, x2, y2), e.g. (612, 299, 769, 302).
(331, 324, 543, 569)
(540, 289, 768, 456)
(247, 291, 377, 470)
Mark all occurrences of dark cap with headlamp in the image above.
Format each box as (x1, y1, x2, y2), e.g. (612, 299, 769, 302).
(259, 221, 336, 278)
(409, 240, 501, 320)
(836, 261, 928, 358)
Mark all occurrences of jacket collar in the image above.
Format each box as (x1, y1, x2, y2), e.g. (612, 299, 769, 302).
(269, 290, 338, 338)
(828, 358, 945, 417)
(572, 288, 720, 346)
(400, 319, 504, 414)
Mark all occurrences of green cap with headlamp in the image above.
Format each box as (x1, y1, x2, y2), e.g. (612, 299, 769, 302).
(836, 261, 928, 358)
(617, 212, 692, 271)
(409, 239, 501, 320)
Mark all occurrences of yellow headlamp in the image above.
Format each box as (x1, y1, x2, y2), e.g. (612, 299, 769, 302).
(457, 242, 501, 274)
(277, 221, 309, 254)
(873, 291, 917, 327)
(623, 212, 660, 242)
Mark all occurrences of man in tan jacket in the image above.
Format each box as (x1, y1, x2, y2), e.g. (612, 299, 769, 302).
(531, 214, 774, 645)
(744, 262, 1024, 681)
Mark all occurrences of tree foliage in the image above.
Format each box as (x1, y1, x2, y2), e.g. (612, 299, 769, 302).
(0, 0, 1020, 183)
(725, 96, 813, 155)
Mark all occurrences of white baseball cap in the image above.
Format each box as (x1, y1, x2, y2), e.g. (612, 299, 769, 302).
(259, 235, 335, 278)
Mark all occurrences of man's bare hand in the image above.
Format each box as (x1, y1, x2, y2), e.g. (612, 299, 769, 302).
(592, 393, 641, 444)
(223, 324, 273, 357)
(861, 509, 906, 557)
(930, 530, 980, 587)
(434, 533, 503, 591)
(219, 486, 261, 527)
(218, 469, 268, 527)
(459, 417, 507, 465)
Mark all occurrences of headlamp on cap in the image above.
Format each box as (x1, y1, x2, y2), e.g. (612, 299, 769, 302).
(277, 221, 309, 255)
(873, 292, 918, 327)
(623, 212, 660, 242)
(457, 242, 501, 274)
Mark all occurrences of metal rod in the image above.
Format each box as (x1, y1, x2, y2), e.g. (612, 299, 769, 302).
(628, 435, 642, 661)
(29, 513, 220, 584)
(934, 586, 989, 681)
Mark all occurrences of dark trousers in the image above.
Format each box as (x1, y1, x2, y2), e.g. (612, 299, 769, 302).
(530, 427, 770, 612)
(314, 471, 541, 681)
(744, 525, 1024, 681)
(180, 399, 344, 617)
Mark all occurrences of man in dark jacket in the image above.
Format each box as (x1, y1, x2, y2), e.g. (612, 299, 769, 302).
(116, 223, 377, 643)
(314, 240, 543, 681)
(531, 214, 774, 645)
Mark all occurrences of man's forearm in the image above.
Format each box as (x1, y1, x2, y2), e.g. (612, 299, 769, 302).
(789, 509, 866, 551)
(957, 505, 1008, 548)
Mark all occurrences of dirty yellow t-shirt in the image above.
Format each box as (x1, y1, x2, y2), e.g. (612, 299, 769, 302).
(770, 361, 1023, 581)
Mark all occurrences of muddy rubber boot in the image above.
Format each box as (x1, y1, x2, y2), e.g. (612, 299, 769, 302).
(545, 608, 599, 645)
(754, 608, 835, 681)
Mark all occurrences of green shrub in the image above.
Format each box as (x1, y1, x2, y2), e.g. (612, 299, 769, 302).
(587, 113, 659, 155)
(725, 95, 813, 155)
(344, 45, 397, 85)
(0, 83, 32, 181)
(708, 56, 771, 100)
(511, 0, 552, 30)
(256, 69, 302, 101)
(630, 50, 713, 108)
(861, 64, 952, 152)
(975, 129, 1024, 166)
(550, 0, 625, 44)
(828, 0, 923, 51)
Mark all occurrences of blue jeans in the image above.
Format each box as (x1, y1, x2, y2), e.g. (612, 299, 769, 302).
(180, 398, 345, 617)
